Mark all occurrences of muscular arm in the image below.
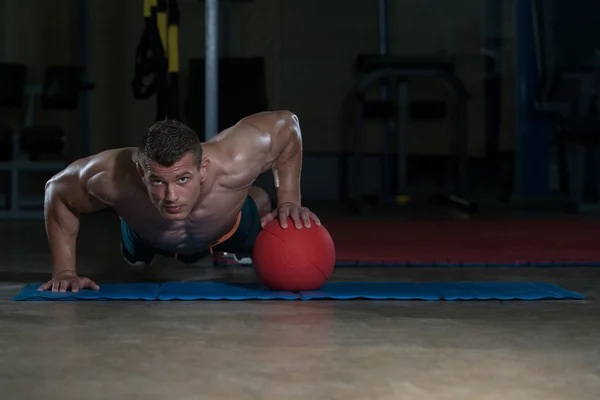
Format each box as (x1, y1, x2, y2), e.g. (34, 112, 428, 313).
(221, 110, 303, 206)
(44, 156, 114, 277)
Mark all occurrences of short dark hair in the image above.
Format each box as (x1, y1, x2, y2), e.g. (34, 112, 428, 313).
(138, 119, 202, 168)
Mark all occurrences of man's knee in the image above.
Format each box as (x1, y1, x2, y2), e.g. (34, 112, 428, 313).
(248, 186, 271, 218)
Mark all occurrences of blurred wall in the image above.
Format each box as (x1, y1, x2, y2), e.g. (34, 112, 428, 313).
(0, 0, 517, 159)
(0, 0, 79, 154)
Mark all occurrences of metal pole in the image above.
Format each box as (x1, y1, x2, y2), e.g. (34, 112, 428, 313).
(205, 0, 219, 140)
(354, 95, 366, 212)
(514, 0, 551, 200)
(396, 80, 408, 195)
(483, 0, 501, 161)
(77, 0, 90, 157)
(378, 0, 388, 56)
(377, 0, 392, 198)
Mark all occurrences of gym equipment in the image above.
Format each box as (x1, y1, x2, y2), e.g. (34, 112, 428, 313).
(515, 0, 600, 212)
(252, 218, 336, 291)
(513, 0, 552, 202)
(77, 0, 91, 158)
(325, 219, 600, 267)
(349, 55, 472, 212)
(184, 57, 268, 141)
(0, 63, 25, 163)
(480, 0, 507, 197)
(12, 281, 584, 301)
(296, 282, 584, 301)
(14, 283, 160, 301)
(205, 0, 219, 139)
(132, 0, 180, 121)
(0, 63, 93, 220)
(0, 62, 27, 107)
(536, 0, 600, 212)
(347, 0, 473, 213)
(483, 0, 503, 163)
(0, 124, 12, 161)
(158, 282, 298, 300)
(202, 0, 258, 139)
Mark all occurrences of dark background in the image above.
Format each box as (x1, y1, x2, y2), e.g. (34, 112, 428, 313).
(0, 0, 598, 216)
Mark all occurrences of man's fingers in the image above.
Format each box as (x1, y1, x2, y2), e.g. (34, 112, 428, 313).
(271, 205, 322, 230)
(37, 281, 51, 292)
(81, 278, 99, 291)
(260, 212, 275, 228)
(301, 209, 311, 228)
(279, 208, 289, 228)
(309, 211, 321, 226)
(38, 277, 99, 293)
(289, 207, 302, 229)
(59, 280, 71, 292)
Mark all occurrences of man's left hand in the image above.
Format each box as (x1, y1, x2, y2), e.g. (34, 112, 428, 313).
(261, 202, 321, 229)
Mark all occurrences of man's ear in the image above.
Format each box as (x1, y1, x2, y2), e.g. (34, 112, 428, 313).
(136, 162, 145, 178)
(200, 158, 210, 183)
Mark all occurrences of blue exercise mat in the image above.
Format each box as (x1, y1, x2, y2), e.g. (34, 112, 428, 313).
(12, 283, 159, 301)
(158, 282, 299, 300)
(297, 282, 586, 300)
(12, 281, 585, 301)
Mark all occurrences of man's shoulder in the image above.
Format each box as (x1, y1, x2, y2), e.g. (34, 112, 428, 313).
(236, 110, 297, 129)
(210, 110, 296, 144)
(95, 147, 136, 164)
(103, 148, 140, 186)
(84, 148, 139, 197)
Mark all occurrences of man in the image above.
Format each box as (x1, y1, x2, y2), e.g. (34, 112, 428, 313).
(38, 110, 321, 293)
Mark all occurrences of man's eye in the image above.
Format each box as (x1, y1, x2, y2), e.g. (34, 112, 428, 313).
(179, 177, 189, 183)
(152, 180, 162, 185)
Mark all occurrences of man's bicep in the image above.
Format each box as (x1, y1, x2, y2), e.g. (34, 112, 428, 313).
(47, 175, 109, 215)
(216, 128, 274, 190)
(220, 112, 299, 187)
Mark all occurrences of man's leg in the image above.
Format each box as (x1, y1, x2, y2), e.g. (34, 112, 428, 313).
(120, 219, 156, 269)
(215, 186, 270, 265)
(232, 186, 271, 264)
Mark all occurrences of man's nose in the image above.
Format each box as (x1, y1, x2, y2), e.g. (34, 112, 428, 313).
(164, 185, 178, 202)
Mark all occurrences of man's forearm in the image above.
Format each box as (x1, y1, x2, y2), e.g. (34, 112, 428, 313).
(44, 192, 79, 277)
(274, 162, 301, 206)
(273, 120, 302, 206)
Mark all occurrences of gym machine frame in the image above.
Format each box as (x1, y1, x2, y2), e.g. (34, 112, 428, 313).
(0, 86, 68, 220)
(0, 0, 90, 220)
(351, 65, 470, 211)
(517, 0, 600, 212)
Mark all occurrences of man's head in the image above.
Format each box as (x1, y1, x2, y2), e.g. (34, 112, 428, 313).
(137, 119, 208, 220)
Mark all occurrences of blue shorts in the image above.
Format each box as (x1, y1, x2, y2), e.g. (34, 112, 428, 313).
(120, 195, 262, 265)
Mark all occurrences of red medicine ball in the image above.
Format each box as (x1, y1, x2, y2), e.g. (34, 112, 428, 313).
(252, 217, 336, 291)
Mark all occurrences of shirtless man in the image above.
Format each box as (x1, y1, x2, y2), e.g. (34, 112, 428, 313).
(38, 110, 321, 292)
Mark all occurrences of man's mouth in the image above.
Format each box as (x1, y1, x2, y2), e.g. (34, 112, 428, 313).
(163, 205, 182, 214)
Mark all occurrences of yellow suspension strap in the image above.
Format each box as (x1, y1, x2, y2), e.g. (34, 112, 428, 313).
(154, 0, 170, 120)
(132, 0, 162, 100)
(132, 0, 173, 122)
(156, 0, 168, 52)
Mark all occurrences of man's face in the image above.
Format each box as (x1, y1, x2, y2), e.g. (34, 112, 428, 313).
(139, 152, 206, 220)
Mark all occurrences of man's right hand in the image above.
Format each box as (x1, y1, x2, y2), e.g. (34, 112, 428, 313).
(37, 271, 100, 292)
